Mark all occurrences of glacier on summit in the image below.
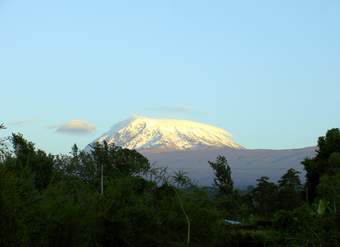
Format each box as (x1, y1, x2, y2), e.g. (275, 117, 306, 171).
(90, 115, 242, 151)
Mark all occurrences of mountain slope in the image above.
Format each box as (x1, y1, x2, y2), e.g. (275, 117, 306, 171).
(91, 116, 242, 151)
(142, 147, 315, 188)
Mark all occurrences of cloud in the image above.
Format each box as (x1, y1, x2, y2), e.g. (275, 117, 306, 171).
(8, 120, 29, 127)
(55, 120, 96, 135)
(7, 117, 40, 127)
(148, 106, 203, 115)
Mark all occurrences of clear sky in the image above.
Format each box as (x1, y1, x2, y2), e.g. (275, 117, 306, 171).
(1, 0, 340, 154)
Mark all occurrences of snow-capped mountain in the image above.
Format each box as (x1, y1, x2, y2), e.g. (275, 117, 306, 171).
(90, 115, 242, 151)
(87, 115, 316, 187)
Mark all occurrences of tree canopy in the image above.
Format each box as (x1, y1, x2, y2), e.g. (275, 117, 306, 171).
(0, 130, 340, 246)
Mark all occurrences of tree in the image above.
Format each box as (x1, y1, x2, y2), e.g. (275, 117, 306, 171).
(278, 168, 303, 210)
(317, 173, 340, 214)
(209, 155, 233, 195)
(11, 133, 54, 191)
(91, 141, 111, 195)
(55, 144, 81, 176)
(171, 170, 192, 245)
(0, 123, 6, 161)
(303, 128, 340, 203)
(114, 147, 150, 176)
(316, 128, 340, 160)
(251, 176, 279, 217)
(90, 141, 151, 194)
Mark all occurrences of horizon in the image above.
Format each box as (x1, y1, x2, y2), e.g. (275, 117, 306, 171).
(1, 0, 340, 153)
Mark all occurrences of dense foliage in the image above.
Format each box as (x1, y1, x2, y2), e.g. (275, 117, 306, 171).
(0, 128, 340, 246)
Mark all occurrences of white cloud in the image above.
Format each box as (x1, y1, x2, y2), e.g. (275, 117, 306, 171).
(55, 120, 96, 135)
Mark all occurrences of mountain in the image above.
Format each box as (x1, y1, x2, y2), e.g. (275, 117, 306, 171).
(88, 116, 316, 187)
(91, 115, 242, 151)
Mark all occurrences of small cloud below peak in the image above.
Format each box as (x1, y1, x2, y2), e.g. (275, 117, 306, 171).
(55, 120, 96, 135)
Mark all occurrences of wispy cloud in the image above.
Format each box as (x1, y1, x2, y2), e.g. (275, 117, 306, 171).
(53, 120, 96, 135)
(8, 120, 29, 127)
(7, 117, 40, 127)
(148, 106, 205, 115)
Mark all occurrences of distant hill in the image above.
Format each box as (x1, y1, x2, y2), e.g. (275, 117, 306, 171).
(141, 147, 316, 188)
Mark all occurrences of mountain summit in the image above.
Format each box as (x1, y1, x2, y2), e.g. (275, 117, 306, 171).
(91, 116, 242, 151)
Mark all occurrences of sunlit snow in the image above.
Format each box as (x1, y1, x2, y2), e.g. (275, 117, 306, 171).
(93, 116, 242, 151)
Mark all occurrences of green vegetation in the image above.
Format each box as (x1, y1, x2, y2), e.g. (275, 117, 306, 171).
(0, 127, 340, 246)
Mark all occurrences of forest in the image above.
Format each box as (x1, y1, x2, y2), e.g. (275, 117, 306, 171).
(0, 123, 340, 247)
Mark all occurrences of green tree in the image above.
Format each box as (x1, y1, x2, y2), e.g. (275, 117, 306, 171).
(317, 172, 340, 214)
(303, 128, 340, 203)
(0, 166, 26, 246)
(251, 176, 279, 217)
(11, 133, 54, 191)
(208, 156, 248, 220)
(316, 128, 340, 159)
(68, 144, 81, 175)
(209, 155, 233, 195)
(172, 170, 192, 245)
(278, 168, 303, 210)
(54, 144, 81, 177)
(89, 141, 150, 194)
(0, 124, 7, 161)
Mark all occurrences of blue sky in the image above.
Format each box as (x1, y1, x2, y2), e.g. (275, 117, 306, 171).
(1, 0, 339, 153)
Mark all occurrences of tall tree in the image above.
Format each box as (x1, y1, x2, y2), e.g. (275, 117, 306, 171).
(172, 170, 192, 245)
(317, 172, 340, 214)
(303, 128, 340, 203)
(11, 133, 54, 190)
(278, 168, 303, 210)
(209, 155, 233, 195)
